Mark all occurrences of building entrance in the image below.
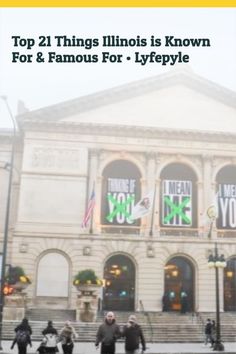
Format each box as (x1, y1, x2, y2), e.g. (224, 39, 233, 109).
(103, 255, 135, 311)
(164, 256, 194, 312)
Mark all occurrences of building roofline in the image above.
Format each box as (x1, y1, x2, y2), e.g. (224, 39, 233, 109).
(17, 67, 236, 124)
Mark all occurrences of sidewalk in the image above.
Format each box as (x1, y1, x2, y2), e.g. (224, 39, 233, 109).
(1, 341, 236, 354)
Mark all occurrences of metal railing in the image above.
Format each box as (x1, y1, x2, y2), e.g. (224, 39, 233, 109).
(139, 300, 153, 343)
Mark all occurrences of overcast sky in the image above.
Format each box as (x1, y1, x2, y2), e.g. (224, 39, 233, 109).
(0, 8, 236, 128)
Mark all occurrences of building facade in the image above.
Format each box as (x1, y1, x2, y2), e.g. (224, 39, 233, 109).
(0, 68, 236, 313)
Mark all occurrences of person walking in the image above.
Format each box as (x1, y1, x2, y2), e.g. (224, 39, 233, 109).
(59, 321, 78, 354)
(37, 320, 58, 354)
(11, 318, 32, 354)
(162, 292, 170, 312)
(204, 318, 212, 346)
(95, 311, 121, 354)
(210, 320, 216, 348)
(122, 315, 146, 354)
(180, 289, 188, 314)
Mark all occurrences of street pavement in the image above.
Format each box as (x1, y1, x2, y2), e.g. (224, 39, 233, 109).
(0, 341, 236, 354)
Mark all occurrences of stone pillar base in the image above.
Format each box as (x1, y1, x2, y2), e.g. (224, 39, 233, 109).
(76, 293, 99, 322)
(3, 293, 27, 320)
(76, 308, 96, 322)
(3, 307, 25, 321)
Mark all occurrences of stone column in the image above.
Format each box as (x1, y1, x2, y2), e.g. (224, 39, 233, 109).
(145, 152, 156, 237)
(202, 155, 216, 238)
(155, 156, 161, 238)
(197, 180, 204, 237)
(139, 177, 147, 235)
(88, 148, 99, 233)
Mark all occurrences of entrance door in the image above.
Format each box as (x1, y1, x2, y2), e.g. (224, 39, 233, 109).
(164, 256, 194, 312)
(224, 257, 236, 311)
(103, 255, 135, 311)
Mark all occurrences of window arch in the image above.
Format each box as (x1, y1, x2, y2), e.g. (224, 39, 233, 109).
(160, 163, 198, 229)
(103, 254, 135, 311)
(36, 252, 69, 297)
(164, 256, 195, 312)
(101, 160, 141, 233)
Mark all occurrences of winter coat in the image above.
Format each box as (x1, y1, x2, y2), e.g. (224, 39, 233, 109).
(14, 323, 32, 346)
(122, 323, 146, 351)
(42, 326, 58, 336)
(59, 325, 77, 345)
(15, 324, 32, 336)
(96, 319, 121, 346)
(205, 322, 212, 335)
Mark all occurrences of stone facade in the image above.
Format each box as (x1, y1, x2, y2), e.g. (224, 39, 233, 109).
(0, 69, 236, 314)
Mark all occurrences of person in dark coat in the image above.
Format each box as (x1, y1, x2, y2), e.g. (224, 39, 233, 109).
(59, 321, 78, 354)
(180, 290, 188, 314)
(95, 311, 121, 354)
(11, 318, 32, 354)
(162, 292, 170, 312)
(210, 320, 216, 348)
(204, 318, 212, 346)
(122, 315, 146, 354)
(37, 321, 58, 354)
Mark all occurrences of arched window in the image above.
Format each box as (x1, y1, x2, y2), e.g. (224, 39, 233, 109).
(216, 165, 236, 230)
(103, 255, 135, 311)
(160, 163, 198, 231)
(36, 252, 69, 297)
(224, 257, 236, 311)
(164, 256, 195, 312)
(101, 160, 141, 234)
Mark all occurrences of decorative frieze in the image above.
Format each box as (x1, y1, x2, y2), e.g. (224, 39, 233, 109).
(31, 147, 81, 170)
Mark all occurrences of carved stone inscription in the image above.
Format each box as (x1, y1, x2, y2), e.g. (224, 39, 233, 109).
(31, 148, 81, 170)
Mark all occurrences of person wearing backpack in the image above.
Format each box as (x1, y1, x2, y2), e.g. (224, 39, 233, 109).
(11, 318, 32, 354)
(37, 321, 58, 354)
(59, 321, 78, 354)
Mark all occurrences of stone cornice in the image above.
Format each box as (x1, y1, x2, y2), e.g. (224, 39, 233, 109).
(17, 69, 236, 125)
(19, 120, 236, 144)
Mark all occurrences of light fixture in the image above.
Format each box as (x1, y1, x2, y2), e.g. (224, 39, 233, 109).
(172, 270, 178, 277)
(226, 271, 233, 278)
(208, 254, 215, 268)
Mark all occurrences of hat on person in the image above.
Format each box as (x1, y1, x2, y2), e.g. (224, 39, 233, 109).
(128, 315, 137, 323)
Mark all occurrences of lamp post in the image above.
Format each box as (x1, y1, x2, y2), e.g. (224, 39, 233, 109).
(0, 96, 17, 350)
(208, 242, 226, 351)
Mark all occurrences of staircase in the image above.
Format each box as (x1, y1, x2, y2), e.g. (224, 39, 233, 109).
(2, 311, 235, 343)
(25, 308, 76, 322)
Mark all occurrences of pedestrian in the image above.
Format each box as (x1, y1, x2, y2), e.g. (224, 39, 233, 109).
(95, 311, 121, 354)
(122, 315, 146, 354)
(59, 321, 78, 354)
(37, 320, 58, 354)
(210, 320, 216, 348)
(11, 318, 32, 354)
(180, 289, 188, 314)
(204, 318, 212, 346)
(162, 292, 170, 312)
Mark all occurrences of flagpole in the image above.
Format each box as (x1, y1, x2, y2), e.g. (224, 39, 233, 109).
(149, 182, 157, 237)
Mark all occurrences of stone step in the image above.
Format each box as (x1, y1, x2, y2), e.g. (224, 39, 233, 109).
(25, 309, 76, 322)
(3, 321, 236, 343)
